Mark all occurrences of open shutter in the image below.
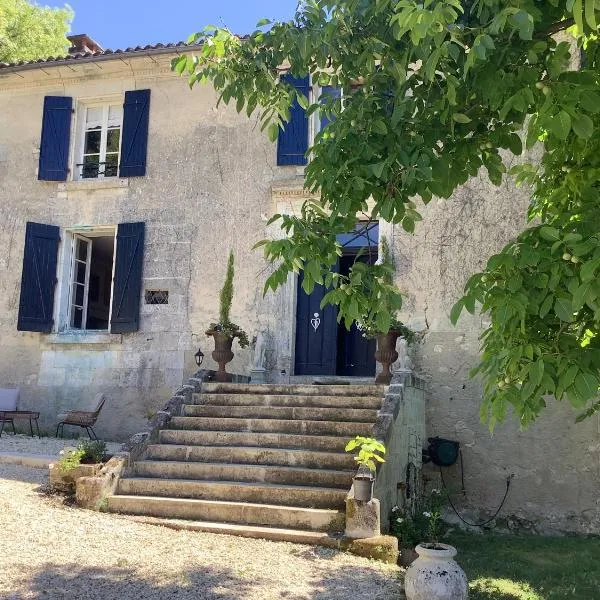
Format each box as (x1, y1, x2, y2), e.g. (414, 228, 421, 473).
(110, 222, 145, 333)
(17, 222, 60, 332)
(119, 89, 151, 177)
(38, 96, 72, 181)
(277, 75, 310, 166)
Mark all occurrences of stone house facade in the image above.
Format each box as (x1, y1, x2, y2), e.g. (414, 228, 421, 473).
(0, 38, 598, 534)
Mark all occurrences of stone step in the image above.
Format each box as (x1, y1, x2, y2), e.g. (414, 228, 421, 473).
(108, 496, 345, 532)
(201, 383, 384, 397)
(169, 417, 372, 437)
(122, 515, 348, 547)
(146, 444, 356, 470)
(133, 460, 354, 488)
(118, 478, 347, 509)
(182, 404, 378, 422)
(158, 430, 351, 452)
(196, 392, 383, 409)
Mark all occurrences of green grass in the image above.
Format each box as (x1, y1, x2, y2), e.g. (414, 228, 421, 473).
(446, 532, 600, 600)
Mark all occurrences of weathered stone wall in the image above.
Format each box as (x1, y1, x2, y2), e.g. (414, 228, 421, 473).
(392, 170, 600, 534)
(373, 372, 426, 533)
(0, 54, 293, 440)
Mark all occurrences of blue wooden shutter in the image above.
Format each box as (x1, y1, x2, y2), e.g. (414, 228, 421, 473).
(17, 222, 60, 332)
(38, 96, 72, 181)
(119, 90, 151, 177)
(277, 75, 310, 166)
(110, 222, 145, 333)
(320, 86, 342, 130)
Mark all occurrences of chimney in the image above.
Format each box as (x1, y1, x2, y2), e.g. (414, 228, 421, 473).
(67, 34, 104, 55)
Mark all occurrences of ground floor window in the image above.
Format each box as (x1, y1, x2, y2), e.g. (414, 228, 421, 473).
(68, 233, 115, 330)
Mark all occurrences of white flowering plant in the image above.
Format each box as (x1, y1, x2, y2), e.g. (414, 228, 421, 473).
(390, 487, 447, 548)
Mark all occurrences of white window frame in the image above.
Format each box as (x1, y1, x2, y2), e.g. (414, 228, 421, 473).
(72, 97, 123, 181)
(68, 235, 92, 329)
(55, 226, 117, 333)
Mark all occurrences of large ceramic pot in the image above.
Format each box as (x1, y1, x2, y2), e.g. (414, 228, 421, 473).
(404, 543, 468, 600)
(206, 329, 234, 382)
(375, 330, 400, 384)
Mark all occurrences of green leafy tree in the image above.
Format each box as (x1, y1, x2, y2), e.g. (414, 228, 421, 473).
(219, 250, 235, 326)
(174, 1, 600, 426)
(0, 0, 73, 64)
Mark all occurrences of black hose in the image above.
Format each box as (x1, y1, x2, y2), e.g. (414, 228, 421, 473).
(439, 449, 513, 528)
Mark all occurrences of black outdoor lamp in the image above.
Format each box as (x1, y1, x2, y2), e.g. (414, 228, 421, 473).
(194, 348, 205, 366)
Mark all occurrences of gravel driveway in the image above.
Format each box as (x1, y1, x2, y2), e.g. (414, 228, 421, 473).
(0, 464, 403, 599)
(0, 433, 121, 457)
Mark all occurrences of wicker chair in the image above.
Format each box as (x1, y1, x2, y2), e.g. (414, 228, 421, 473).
(55, 394, 106, 440)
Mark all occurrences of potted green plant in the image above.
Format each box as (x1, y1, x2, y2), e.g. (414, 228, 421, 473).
(344, 436, 386, 502)
(395, 489, 468, 600)
(50, 439, 109, 492)
(206, 251, 249, 382)
(358, 237, 415, 384)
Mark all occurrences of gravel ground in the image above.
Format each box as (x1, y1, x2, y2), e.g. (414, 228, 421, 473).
(0, 464, 403, 600)
(0, 433, 121, 457)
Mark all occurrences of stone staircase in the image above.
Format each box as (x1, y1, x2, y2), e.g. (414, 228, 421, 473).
(108, 382, 384, 543)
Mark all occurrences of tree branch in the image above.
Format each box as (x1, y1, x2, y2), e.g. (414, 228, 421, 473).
(535, 18, 575, 38)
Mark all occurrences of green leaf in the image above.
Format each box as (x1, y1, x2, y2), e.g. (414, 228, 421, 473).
(585, 0, 597, 29)
(452, 113, 472, 123)
(573, 282, 592, 310)
(580, 91, 600, 113)
(581, 257, 600, 281)
(539, 226, 560, 241)
(450, 299, 464, 325)
(267, 122, 279, 142)
(549, 111, 572, 140)
(554, 297, 574, 322)
(507, 133, 523, 155)
(372, 120, 388, 135)
(572, 372, 599, 405)
(572, 114, 594, 139)
(539, 294, 553, 317)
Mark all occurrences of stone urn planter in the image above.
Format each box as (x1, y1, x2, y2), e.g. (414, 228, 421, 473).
(206, 329, 235, 382)
(375, 330, 401, 384)
(404, 543, 469, 600)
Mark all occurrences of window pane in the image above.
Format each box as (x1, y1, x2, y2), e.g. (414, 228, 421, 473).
(86, 107, 103, 124)
(84, 129, 101, 154)
(104, 154, 118, 177)
(108, 105, 123, 123)
(72, 307, 83, 329)
(76, 238, 89, 261)
(82, 155, 100, 179)
(72, 283, 85, 306)
(75, 261, 86, 284)
(106, 128, 120, 153)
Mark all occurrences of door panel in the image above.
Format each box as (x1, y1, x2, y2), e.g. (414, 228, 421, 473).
(336, 254, 376, 377)
(294, 270, 338, 376)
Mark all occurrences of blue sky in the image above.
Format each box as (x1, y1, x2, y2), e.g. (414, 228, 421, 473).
(46, 1, 298, 50)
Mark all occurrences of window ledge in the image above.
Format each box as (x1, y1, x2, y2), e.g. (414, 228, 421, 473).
(46, 332, 123, 345)
(58, 179, 129, 192)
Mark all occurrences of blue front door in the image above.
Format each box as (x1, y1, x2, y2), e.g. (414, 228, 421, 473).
(294, 222, 379, 377)
(294, 269, 338, 376)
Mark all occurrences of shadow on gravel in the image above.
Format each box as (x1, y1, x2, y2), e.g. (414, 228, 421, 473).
(17, 560, 402, 600)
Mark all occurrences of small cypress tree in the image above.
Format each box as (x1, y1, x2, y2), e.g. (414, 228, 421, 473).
(219, 251, 234, 326)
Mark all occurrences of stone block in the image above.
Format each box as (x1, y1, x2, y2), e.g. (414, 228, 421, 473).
(49, 462, 103, 493)
(75, 455, 127, 510)
(346, 536, 398, 565)
(345, 496, 381, 539)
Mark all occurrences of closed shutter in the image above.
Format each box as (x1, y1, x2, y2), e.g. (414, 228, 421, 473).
(38, 96, 72, 181)
(320, 86, 342, 130)
(110, 222, 145, 333)
(277, 75, 310, 166)
(17, 222, 60, 332)
(119, 89, 151, 177)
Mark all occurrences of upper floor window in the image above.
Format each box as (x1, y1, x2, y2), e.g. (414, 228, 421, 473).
(37, 89, 151, 182)
(78, 104, 123, 180)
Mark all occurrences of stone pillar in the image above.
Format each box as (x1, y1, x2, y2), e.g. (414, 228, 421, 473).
(345, 496, 382, 539)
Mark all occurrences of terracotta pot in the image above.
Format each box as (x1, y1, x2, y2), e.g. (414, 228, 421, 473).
(353, 475, 374, 502)
(404, 543, 468, 600)
(374, 330, 400, 384)
(206, 330, 234, 382)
